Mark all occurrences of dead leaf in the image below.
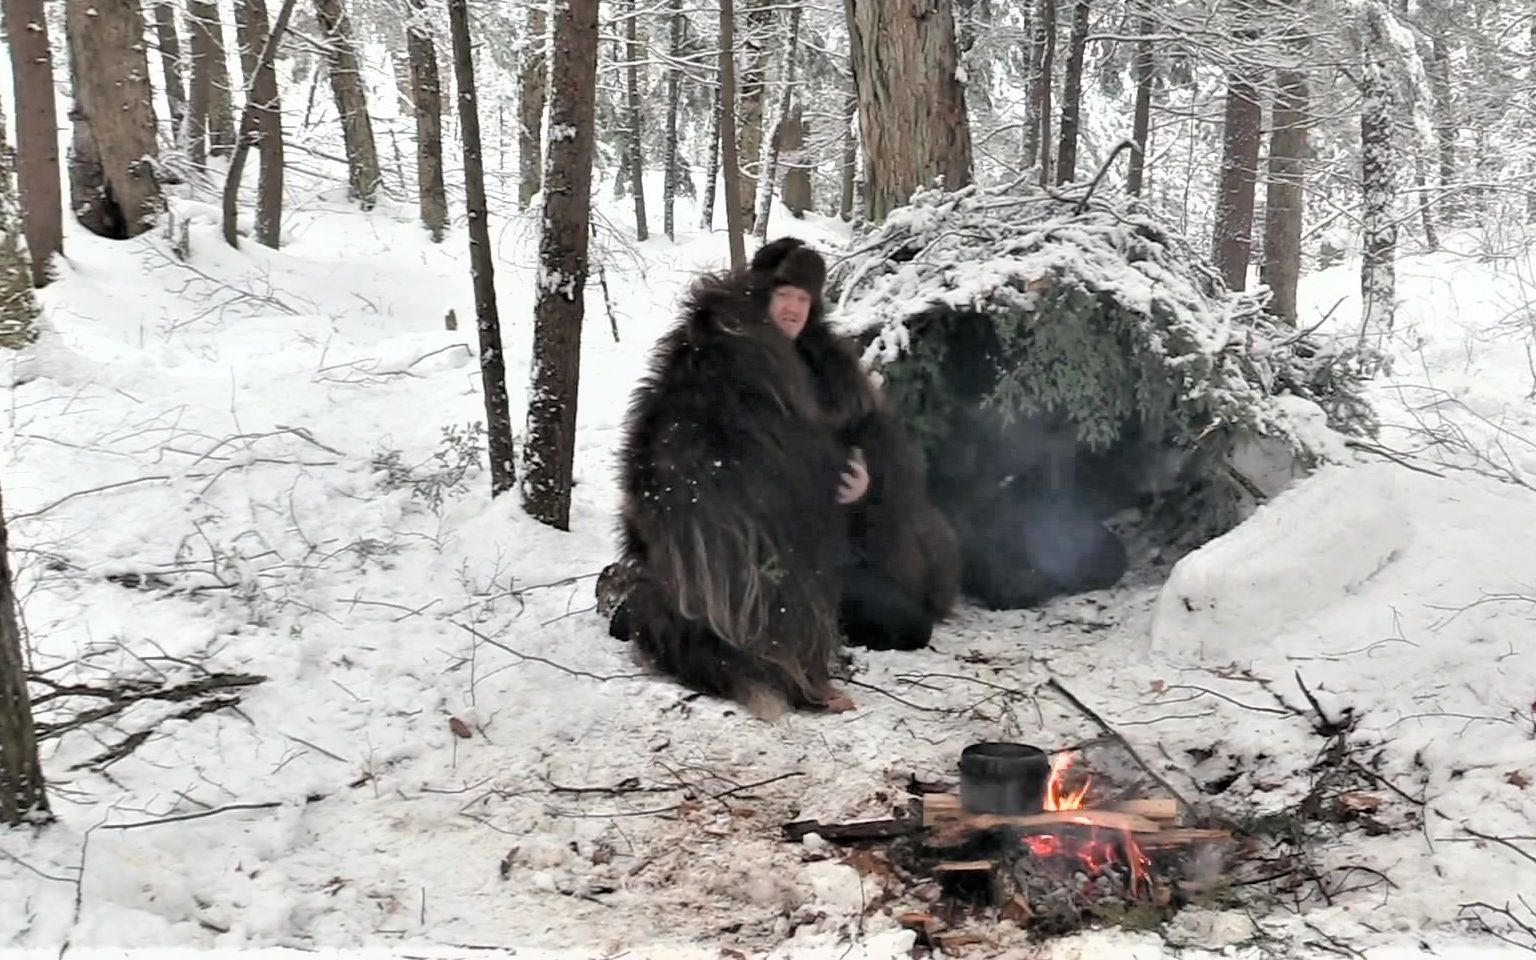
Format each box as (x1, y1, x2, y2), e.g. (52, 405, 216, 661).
(1337, 792, 1383, 812)
(1506, 770, 1531, 789)
(1149, 678, 1167, 693)
(448, 717, 472, 739)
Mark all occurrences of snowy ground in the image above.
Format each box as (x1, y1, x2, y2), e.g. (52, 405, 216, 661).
(2, 151, 1536, 960)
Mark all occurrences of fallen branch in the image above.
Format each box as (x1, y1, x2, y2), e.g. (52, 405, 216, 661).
(101, 799, 312, 831)
(32, 671, 267, 740)
(68, 695, 247, 770)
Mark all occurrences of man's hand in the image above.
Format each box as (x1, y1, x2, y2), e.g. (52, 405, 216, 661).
(837, 447, 870, 504)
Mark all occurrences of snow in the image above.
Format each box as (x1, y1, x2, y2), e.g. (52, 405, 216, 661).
(4, 103, 1536, 960)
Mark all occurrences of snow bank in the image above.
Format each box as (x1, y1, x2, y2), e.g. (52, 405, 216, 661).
(1150, 460, 1414, 660)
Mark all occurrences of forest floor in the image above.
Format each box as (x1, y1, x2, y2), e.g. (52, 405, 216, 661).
(3, 150, 1536, 960)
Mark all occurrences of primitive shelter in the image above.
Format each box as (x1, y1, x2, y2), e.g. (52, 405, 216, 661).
(826, 180, 1379, 608)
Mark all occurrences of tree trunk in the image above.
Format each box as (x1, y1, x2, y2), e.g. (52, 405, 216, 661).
(233, 0, 286, 248)
(735, 0, 772, 229)
(1032, 0, 1056, 185)
(1360, 44, 1397, 342)
(717, 0, 746, 266)
(663, 0, 683, 239)
(1260, 66, 1307, 325)
(752, 0, 801, 239)
(781, 107, 812, 217)
(0, 94, 43, 348)
(1, 0, 63, 286)
(314, 0, 381, 208)
(1125, 10, 1153, 196)
(1529, 20, 1536, 222)
(1054, 0, 1090, 184)
(1211, 64, 1262, 291)
(222, 0, 296, 248)
(522, 0, 599, 529)
(65, 0, 163, 239)
(846, 0, 974, 222)
(1416, 157, 1439, 250)
(152, 1, 189, 149)
(406, 0, 446, 241)
(1429, 33, 1453, 221)
(518, 0, 546, 207)
(447, 0, 516, 498)
(0, 478, 49, 827)
(699, 82, 721, 231)
(187, 0, 238, 159)
(623, 0, 648, 240)
(838, 80, 856, 220)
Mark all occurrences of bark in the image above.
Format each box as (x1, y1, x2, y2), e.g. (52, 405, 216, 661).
(735, 0, 772, 228)
(1529, 19, 1536, 222)
(1211, 64, 1262, 291)
(0, 478, 49, 826)
(152, 1, 188, 147)
(699, 82, 722, 231)
(752, 0, 802, 239)
(1125, 10, 1153, 196)
(518, 0, 546, 207)
(406, 0, 446, 241)
(1, 0, 63, 285)
(0, 94, 42, 348)
(187, 0, 237, 159)
(663, 0, 684, 239)
(623, 0, 648, 240)
(717, 0, 746, 266)
(65, 0, 163, 239)
(1360, 55, 1397, 340)
(314, 0, 381, 208)
(231, 0, 287, 248)
(1430, 33, 1453, 219)
(1031, 0, 1056, 184)
(522, 0, 599, 529)
(838, 80, 856, 219)
(781, 107, 812, 217)
(1054, 0, 1090, 184)
(448, 0, 516, 498)
(846, 0, 974, 222)
(1417, 157, 1439, 250)
(1260, 66, 1308, 325)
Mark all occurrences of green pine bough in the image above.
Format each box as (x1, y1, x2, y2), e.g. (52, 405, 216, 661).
(829, 179, 1380, 545)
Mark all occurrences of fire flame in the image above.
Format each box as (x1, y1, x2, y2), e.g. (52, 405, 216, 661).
(1044, 751, 1090, 811)
(1021, 751, 1152, 898)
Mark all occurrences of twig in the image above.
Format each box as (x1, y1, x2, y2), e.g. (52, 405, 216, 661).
(547, 772, 805, 820)
(1462, 826, 1536, 868)
(451, 620, 645, 683)
(1044, 677, 1200, 815)
(843, 677, 953, 714)
(1074, 138, 1141, 214)
(100, 800, 303, 830)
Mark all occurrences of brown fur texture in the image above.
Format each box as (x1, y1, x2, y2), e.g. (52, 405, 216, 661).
(615, 264, 849, 715)
(786, 301, 961, 623)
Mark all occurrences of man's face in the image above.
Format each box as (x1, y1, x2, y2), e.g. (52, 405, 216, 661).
(770, 285, 813, 339)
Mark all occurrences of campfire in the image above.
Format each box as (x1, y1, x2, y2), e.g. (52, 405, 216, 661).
(784, 741, 1239, 946)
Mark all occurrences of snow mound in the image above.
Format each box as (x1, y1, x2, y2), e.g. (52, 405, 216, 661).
(1150, 462, 1412, 659)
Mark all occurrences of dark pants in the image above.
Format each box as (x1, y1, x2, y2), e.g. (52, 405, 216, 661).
(608, 559, 934, 652)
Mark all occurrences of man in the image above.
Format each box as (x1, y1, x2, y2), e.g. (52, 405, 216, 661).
(603, 238, 959, 715)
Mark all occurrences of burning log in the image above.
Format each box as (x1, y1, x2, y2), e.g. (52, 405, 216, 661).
(781, 743, 1242, 940)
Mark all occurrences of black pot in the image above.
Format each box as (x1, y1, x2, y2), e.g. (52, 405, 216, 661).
(958, 742, 1050, 815)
